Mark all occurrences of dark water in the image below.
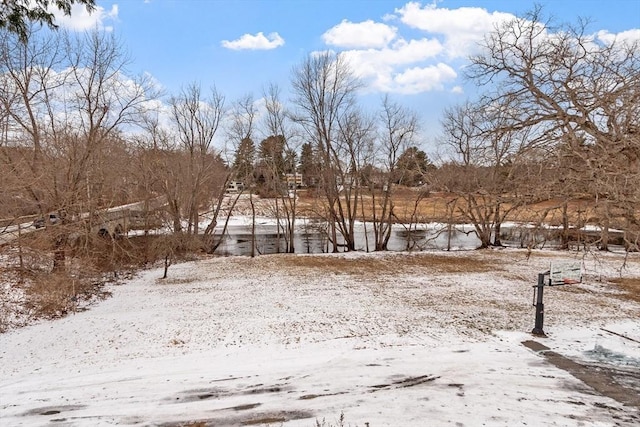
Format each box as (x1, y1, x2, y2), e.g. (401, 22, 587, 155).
(212, 220, 626, 257)
(213, 222, 525, 256)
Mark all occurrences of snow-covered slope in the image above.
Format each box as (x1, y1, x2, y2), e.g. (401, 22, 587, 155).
(1, 249, 639, 426)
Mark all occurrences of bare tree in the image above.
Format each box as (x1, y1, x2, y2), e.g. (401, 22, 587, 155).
(0, 25, 66, 202)
(290, 51, 362, 252)
(261, 83, 299, 253)
(372, 95, 418, 251)
(54, 30, 156, 267)
(169, 83, 225, 235)
(440, 101, 536, 248)
(0, 27, 157, 270)
(333, 108, 375, 251)
(467, 6, 640, 250)
(224, 93, 259, 255)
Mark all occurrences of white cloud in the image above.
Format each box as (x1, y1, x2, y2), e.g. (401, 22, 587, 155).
(342, 44, 456, 94)
(322, 19, 397, 49)
(597, 29, 640, 46)
(451, 85, 464, 94)
(345, 38, 442, 71)
(52, 3, 119, 32)
(339, 35, 449, 94)
(388, 37, 444, 63)
(391, 63, 457, 94)
(314, 2, 516, 95)
(340, 37, 442, 90)
(221, 32, 285, 50)
(396, 1, 515, 58)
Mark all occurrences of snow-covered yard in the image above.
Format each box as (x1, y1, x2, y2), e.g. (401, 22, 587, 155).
(1, 249, 639, 426)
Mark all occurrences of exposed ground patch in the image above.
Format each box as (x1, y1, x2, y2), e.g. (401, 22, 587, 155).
(157, 410, 315, 427)
(277, 252, 499, 276)
(609, 277, 640, 303)
(522, 340, 640, 409)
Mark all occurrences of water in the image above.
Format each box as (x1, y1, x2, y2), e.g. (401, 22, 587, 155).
(211, 219, 629, 256)
(213, 222, 483, 256)
(585, 344, 640, 369)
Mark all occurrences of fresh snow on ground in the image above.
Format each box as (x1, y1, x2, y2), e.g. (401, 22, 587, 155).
(1, 248, 639, 426)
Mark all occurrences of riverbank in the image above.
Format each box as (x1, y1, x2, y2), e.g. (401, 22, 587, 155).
(1, 249, 639, 426)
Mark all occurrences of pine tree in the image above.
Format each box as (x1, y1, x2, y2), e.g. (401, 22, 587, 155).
(232, 137, 255, 181)
(395, 146, 433, 186)
(0, 0, 96, 41)
(298, 142, 318, 187)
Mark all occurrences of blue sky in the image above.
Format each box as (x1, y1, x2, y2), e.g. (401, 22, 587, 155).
(55, 0, 640, 149)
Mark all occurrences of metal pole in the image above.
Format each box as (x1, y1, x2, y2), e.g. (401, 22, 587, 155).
(532, 273, 546, 336)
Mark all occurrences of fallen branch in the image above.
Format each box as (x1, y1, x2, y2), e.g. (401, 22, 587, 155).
(600, 328, 640, 344)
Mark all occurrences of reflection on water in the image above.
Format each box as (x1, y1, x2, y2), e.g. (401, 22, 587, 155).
(212, 220, 625, 256)
(213, 222, 484, 256)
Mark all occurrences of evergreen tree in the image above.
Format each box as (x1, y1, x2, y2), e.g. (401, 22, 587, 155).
(284, 148, 297, 175)
(257, 135, 286, 175)
(298, 142, 318, 187)
(232, 137, 255, 181)
(0, 0, 95, 41)
(395, 146, 433, 186)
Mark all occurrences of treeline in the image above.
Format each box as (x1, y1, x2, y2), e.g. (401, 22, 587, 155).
(436, 7, 639, 251)
(1, 6, 639, 281)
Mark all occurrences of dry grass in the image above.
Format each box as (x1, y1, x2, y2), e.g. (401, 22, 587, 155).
(296, 188, 458, 223)
(0, 267, 108, 332)
(276, 252, 497, 276)
(608, 278, 640, 303)
(0, 240, 116, 330)
(24, 272, 110, 319)
(295, 189, 623, 226)
(25, 273, 81, 318)
(0, 233, 210, 331)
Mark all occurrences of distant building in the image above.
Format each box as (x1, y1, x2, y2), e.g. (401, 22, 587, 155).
(284, 173, 304, 189)
(226, 181, 245, 194)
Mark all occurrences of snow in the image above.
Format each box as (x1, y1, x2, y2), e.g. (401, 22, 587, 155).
(1, 248, 639, 426)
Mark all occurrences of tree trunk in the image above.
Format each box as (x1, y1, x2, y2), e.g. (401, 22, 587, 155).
(52, 233, 67, 272)
(476, 225, 492, 249)
(275, 198, 281, 254)
(250, 193, 256, 258)
(162, 253, 170, 279)
(600, 199, 610, 251)
(492, 203, 502, 246)
(493, 221, 502, 247)
(330, 214, 338, 253)
(560, 200, 570, 250)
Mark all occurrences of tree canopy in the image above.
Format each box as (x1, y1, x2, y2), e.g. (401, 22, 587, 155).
(0, 0, 95, 41)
